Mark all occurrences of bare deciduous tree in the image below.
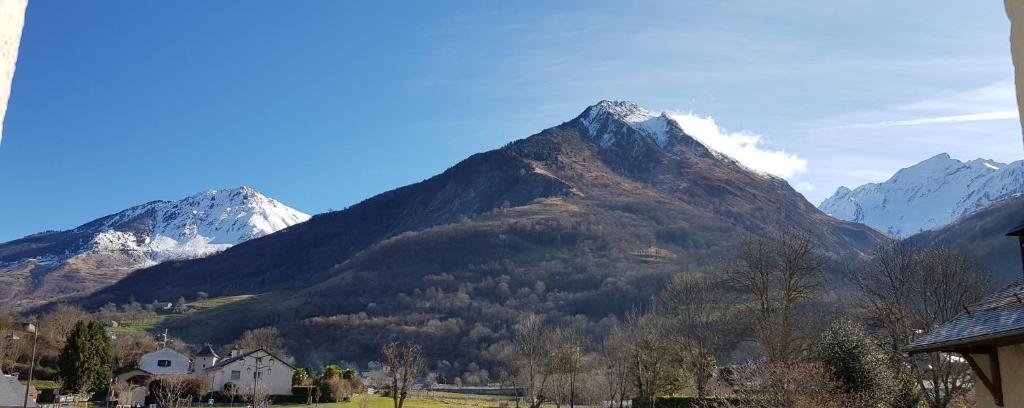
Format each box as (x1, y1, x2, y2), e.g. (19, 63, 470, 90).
(660, 274, 736, 398)
(853, 242, 988, 408)
(381, 341, 425, 408)
(620, 308, 684, 408)
(328, 376, 353, 401)
(727, 230, 828, 363)
(598, 333, 633, 408)
(37, 304, 90, 350)
(507, 314, 555, 408)
(236, 327, 285, 356)
(111, 331, 158, 370)
(730, 362, 861, 408)
(551, 327, 588, 408)
(150, 375, 193, 408)
(0, 310, 20, 373)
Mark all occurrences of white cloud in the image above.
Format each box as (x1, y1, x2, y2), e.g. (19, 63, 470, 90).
(795, 182, 815, 192)
(834, 110, 1018, 129)
(667, 112, 808, 178)
(823, 78, 1020, 130)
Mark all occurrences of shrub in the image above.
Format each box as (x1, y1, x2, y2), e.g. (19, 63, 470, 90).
(634, 396, 743, 408)
(810, 319, 891, 403)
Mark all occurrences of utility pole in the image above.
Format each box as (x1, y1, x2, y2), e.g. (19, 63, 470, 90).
(22, 323, 36, 408)
(245, 353, 274, 408)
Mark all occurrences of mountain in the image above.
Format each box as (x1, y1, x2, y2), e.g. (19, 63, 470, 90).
(73, 101, 886, 368)
(819, 153, 1024, 236)
(0, 187, 309, 308)
(906, 194, 1024, 285)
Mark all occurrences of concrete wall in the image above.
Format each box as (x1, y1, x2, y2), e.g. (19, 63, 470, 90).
(0, 0, 27, 144)
(971, 345, 1024, 408)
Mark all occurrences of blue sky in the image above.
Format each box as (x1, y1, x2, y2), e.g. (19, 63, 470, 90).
(0, 0, 1019, 241)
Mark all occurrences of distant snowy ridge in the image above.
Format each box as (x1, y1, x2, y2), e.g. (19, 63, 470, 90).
(19, 186, 310, 266)
(819, 153, 1024, 236)
(96, 186, 309, 263)
(0, 186, 309, 308)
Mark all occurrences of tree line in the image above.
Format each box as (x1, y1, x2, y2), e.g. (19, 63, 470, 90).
(495, 230, 988, 408)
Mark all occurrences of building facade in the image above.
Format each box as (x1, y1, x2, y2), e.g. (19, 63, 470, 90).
(139, 348, 191, 375)
(205, 349, 294, 396)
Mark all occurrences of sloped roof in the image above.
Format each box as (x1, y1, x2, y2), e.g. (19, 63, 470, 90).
(206, 349, 294, 371)
(1006, 220, 1024, 236)
(141, 348, 190, 361)
(0, 375, 35, 408)
(195, 345, 218, 358)
(906, 280, 1024, 353)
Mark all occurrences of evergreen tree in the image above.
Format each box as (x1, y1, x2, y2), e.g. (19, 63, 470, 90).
(58, 321, 113, 396)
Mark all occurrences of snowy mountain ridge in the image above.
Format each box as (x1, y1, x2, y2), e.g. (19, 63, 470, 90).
(580, 100, 677, 148)
(577, 100, 774, 179)
(0, 187, 309, 308)
(70, 186, 310, 263)
(819, 153, 1024, 236)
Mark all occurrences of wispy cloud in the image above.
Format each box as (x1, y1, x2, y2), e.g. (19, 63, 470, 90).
(796, 78, 1023, 204)
(833, 110, 1019, 129)
(668, 112, 808, 178)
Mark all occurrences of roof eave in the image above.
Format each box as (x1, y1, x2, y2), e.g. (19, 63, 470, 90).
(905, 327, 1024, 354)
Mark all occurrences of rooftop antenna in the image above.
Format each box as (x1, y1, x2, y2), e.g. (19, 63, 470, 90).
(159, 329, 172, 348)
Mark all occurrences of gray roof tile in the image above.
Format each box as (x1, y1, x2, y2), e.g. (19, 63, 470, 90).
(906, 280, 1024, 352)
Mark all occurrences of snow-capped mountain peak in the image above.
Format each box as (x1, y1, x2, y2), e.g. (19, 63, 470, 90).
(578, 100, 678, 148)
(819, 154, 1024, 236)
(91, 186, 310, 262)
(0, 186, 310, 308)
(22, 186, 310, 265)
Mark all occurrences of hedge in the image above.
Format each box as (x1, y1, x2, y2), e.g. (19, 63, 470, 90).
(633, 396, 745, 408)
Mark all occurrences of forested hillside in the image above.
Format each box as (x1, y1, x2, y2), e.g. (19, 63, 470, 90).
(69, 101, 886, 372)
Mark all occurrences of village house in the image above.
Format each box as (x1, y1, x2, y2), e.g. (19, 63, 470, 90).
(905, 224, 1024, 407)
(114, 345, 293, 407)
(204, 349, 294, 396)
(138, 348, 191, 375)
(113, 368, 151, 408)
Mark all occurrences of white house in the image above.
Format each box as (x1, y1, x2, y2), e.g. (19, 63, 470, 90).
(205, 349, 294, 396)
(113, 368, 152, 408)
(139, 348, 191, 375)
(193, 345, 219, 373)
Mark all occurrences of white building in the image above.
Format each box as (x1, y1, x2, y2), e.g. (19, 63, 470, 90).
(138, 348, 191, 375)
(193, 345, 219, 373)
(205, 349, 294, 396)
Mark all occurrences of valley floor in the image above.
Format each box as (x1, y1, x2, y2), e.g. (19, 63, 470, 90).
(277, 393, 514, 408)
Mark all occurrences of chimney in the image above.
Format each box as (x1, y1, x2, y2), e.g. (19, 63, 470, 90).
(1007, 221, 1024, 278)
(230, 348, 240, 357)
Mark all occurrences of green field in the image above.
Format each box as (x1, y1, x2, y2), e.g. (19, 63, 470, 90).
(109, 295, 257, 336)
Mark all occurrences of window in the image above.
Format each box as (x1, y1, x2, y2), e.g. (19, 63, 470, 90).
(230, 370, 241, 380)
(157, 360, 172, 367)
